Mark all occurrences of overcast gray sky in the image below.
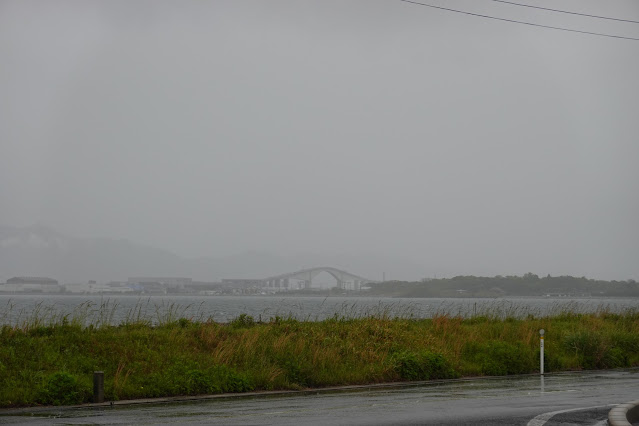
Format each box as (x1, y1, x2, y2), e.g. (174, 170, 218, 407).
(1, 0, 638, 280)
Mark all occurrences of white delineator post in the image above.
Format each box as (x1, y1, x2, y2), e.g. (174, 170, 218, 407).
(539, 329, 545, 375)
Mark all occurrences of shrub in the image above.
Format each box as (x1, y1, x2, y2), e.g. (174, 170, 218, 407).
(462, 341, 534, 375)
(178, 318, 191, 328)
(281, 358, 306, 385)
(611, 332, 639, 353)
(212, 365, 254, 392)
(563, 331, 609, 369)
(604, 347, 628, 368)
(37, 372, 89, 406)
(229, 314, 255, 329)
(144, 363, 254, 397)
(391, 350, 458, 381)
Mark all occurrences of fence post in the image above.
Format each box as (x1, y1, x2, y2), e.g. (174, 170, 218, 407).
(93, 371, 104, 403)
(539, 329, 545, 375)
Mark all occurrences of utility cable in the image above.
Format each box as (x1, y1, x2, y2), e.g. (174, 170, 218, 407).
(398, 0, 639, 41)
(488, 0, 639, 24)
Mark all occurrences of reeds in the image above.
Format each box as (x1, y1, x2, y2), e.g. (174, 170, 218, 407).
(0, 299, 637, 407)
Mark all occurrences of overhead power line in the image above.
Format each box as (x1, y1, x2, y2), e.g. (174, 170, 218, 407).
(398, 0, 639, 41)
(489, 0, 639, 24)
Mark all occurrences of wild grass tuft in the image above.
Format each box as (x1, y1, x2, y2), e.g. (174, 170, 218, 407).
(0, 300, 638, 407)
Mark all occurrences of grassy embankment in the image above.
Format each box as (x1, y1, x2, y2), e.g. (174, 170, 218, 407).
(1, 302, 638, 407)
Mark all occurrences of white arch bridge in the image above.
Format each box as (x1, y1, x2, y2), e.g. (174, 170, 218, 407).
(262, 267, 377, 291)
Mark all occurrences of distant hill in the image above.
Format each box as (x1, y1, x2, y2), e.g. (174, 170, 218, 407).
(367, 273, 639, 298)
(0, 225, 422, 283)
(0, 224, 184, 283)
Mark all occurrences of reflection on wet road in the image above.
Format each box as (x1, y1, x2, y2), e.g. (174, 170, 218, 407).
(2, 369, 638, 425)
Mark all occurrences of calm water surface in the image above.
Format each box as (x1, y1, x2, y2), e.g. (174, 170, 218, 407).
(1, 295, 637, 326)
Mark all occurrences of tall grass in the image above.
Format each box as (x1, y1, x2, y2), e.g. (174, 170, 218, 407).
(0, 301, 637, 407)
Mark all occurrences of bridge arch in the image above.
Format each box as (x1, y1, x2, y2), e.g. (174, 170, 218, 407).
(261, 266, 376, 291)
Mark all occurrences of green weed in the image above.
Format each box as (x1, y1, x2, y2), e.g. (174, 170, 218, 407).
(0, 302, 638, 407)
(36, 372, 91, 406)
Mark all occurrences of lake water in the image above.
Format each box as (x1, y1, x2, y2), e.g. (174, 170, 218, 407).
(1, 294, 637, 326)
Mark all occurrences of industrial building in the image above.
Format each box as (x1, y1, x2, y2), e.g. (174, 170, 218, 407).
(1, 277, 62, 293)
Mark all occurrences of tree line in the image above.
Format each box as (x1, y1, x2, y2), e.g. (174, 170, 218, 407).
(367, 273, 639, 298)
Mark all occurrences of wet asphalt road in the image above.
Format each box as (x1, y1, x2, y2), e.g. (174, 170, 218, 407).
(1, 369, 638, 425)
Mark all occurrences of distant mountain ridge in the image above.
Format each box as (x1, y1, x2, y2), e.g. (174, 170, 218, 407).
(0, 225, 422, 283)
(0, 225, 184, 283)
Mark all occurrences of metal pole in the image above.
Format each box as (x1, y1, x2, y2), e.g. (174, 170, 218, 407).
(539, 329, 545, 375)
(93, 371, 104, 403)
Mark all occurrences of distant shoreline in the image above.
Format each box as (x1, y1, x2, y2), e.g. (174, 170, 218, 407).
(5, 291, 638, 299)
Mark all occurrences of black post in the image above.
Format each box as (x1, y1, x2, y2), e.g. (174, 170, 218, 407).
(93, 371, 104, 403)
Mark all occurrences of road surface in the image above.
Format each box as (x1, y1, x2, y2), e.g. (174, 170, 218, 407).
(2, 369, 638, 425)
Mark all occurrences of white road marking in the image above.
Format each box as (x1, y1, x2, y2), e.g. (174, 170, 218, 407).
(527, 404, 613, 426)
